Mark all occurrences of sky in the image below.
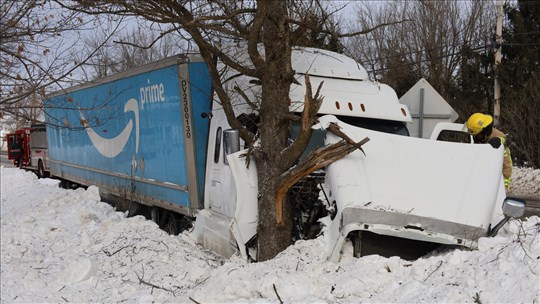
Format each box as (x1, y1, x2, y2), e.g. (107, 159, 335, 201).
(1, 166, 539, 303)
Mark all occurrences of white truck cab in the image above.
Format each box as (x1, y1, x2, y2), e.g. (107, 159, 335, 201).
(192, 47, 524, 261)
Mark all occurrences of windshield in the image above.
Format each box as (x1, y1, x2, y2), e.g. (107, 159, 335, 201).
(335, 115, 410, 136)
(290, 115, 409, 159)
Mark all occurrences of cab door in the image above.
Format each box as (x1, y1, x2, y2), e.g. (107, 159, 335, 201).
(204, 114, 237, 218)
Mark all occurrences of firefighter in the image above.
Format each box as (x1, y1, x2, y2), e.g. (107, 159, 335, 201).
(465, 113, 512, 189)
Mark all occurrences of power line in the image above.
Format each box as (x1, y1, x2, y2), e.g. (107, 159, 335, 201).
(348, 27, 540, 74)
(502, 43, 540, 46)
(358, 40, 538, 74)
(357, 42, 491, 73)
(506, 31, 540, 36)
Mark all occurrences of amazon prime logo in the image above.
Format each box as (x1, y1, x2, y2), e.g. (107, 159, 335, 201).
(140, 79, 165, 110)
(80, 98, 140, 158)
(81, 79, 166, 158)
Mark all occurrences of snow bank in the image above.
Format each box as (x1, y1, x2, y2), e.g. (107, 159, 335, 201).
(511, 167, 540, 196)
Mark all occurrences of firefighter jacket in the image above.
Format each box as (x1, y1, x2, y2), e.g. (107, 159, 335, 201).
(481, 127, 513, 189)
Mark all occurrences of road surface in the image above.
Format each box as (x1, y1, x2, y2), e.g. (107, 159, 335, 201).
(0, 150, 11, 167)
(513, 195, 540, 218)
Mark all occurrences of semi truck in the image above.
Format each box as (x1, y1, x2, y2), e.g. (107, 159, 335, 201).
(32, 47, 524, 261)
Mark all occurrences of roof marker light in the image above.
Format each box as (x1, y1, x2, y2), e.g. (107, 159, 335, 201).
(360, 103, 366, 112)
(401, 108, 407, 116)
(335, 101, 340, 110)
(348, 102, 353, 111)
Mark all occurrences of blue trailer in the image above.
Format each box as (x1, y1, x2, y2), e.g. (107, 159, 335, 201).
(45, 55, 213, 219)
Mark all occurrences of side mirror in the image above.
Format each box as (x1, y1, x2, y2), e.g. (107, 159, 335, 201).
(502, 197, 526, 218)
(488, 197, 527, 237)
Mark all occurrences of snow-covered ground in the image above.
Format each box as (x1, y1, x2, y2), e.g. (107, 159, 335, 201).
(1, 166, 539, 303)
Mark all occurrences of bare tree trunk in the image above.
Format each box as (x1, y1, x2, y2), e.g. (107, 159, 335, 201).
(255, 0, 295, 261)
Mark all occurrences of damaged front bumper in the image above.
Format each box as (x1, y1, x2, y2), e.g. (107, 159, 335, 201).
(327, 206, 487, 262)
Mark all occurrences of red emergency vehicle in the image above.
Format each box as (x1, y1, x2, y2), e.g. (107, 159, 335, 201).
(6, 124, 49, 178)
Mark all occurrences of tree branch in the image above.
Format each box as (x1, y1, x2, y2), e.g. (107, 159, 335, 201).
(281, 74, 323, 170)
(233, 85, 259, 111)
(113, 28, 177, 50)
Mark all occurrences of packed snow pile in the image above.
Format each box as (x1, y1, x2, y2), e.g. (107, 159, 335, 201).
(511, 166, 540, 196)
(1, 167, 539, 303)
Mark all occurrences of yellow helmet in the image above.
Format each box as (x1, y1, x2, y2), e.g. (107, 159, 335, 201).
(466, 113, 493, 135)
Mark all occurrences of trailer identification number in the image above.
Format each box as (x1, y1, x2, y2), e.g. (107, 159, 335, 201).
(181, 80, 192, 139)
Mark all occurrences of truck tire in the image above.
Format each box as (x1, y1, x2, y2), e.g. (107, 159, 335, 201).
(37, 160, 46, 178)
(166, 213, 179, 235)
(353, 231, 363, 258)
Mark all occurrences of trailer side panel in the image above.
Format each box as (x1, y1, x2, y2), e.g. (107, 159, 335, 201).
(45, 57, 212, 216)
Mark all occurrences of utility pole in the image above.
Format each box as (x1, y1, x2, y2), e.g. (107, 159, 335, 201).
(494, 0, 503, 126)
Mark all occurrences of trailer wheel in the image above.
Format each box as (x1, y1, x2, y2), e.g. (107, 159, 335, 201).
(166, 213, 179, 235)
(37, 160, 46, 178)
